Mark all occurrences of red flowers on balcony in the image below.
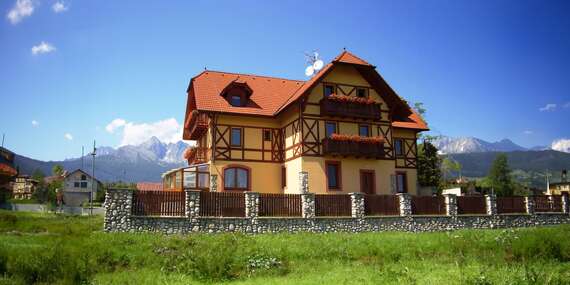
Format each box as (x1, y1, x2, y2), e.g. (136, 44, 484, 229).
(329, 133, 385, 144)
(183, 147, 208, 165)
(322, 134, 386, 158)
(320, 94, 382, 120)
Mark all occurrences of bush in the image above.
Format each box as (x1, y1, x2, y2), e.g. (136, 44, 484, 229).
(511, 226, 570, 262)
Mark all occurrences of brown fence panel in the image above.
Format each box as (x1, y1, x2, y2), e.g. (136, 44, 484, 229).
(315, 194, 351, 217)
(259, 193, 302, 217)
(199, 192, 245, 217)
(496, 196, 526, 214)
(132, 191, 185, 216)
(411, 196, 445, 215)
(534, 195, 563, 213)
(364, 194, 399, 216)
(457, 196, 487, 215)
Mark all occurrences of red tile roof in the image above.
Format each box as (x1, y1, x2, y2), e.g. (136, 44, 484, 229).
(136, 182, 163, 191)
(184, 50, 428, 134)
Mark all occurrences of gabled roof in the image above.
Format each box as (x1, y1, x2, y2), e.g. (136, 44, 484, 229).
(64, 169, 102, 184)
(184, 50, 428, 135)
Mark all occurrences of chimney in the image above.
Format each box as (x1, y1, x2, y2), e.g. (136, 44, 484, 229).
(562, 170, 568, 183)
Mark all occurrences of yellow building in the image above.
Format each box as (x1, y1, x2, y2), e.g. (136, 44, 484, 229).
(173, 51, 428, 195)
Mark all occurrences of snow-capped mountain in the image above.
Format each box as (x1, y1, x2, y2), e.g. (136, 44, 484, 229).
(432, 136, 528, 154)
(102, 137, 190, 164)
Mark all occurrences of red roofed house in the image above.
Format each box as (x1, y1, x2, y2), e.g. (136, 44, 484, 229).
(136, 182, 163, 191)
(177, 50, 428, 195)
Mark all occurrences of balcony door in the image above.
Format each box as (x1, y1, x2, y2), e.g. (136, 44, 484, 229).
(360, 170, 375, 194)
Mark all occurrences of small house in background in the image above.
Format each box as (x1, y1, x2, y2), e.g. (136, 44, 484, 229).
(11, 175, 38, 199)
(136, 182, 163, 191)
(549, 169, 569, 195)
(63, 169, 103, 206)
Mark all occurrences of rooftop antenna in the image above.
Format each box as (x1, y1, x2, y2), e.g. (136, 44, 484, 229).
(90, 140, 96, 216)
(304, 50, 324, 77)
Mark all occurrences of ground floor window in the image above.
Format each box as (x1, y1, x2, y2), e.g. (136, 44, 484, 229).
(325, 161, 341, 191)
(396, 171, 407, 193)
(223, 166, 250, 190)
(184, 165, 210, 189)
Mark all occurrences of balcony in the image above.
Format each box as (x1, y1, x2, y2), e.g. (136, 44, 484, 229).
(187, 111, 209, 140)
(320, 95, 381, 120)
(322, 137, 385, 158)
(184, 147, 209, 165)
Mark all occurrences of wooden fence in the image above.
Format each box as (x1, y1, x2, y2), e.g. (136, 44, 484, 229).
(534, 195, 563, 213)
(411, 196, 446, 215)
(364, 194, 400, 216)
(259, 193, 302, 217)
(457, 196, 487, 215)
(315, 194, 351, 217)
(496, 196, 526, 214)
(200, 192, 245, 217)
(132, 191, 185, 216)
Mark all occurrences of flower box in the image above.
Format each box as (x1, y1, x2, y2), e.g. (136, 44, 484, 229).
(322, 136, 385, 158)
(320, 95, 381, 120)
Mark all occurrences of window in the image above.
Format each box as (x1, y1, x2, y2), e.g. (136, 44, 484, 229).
(324, 85, 335, 97)
(263, 130, 271, 141)
(81, 175, 87, 180)
(224, 166, 250, 190)
(74, 182, 79, 187)
(394, 139, 404, 156)
(396, 172, 407, 193)
(281, 166, 286, 188)
(183, 165, 210, 189)
(325, 161, 341, 190)
(231, 128, 242, 146)
(80, 182, 88, 188)
(359, 125, 370, 137)
(325, 122, 337, 138)
(356, 88, 367, 98)
(230, 95, 242, 107)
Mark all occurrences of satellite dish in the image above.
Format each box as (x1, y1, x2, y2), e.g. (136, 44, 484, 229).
(305, 65, 315, 77)
(313, 60, 324, 71)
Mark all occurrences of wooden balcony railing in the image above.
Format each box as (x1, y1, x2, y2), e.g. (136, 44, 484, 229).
(322, 138, 385, 158)
(186, 147, 209, 165)
(187, 111, 209, 140)
(320, 97, 381, 120)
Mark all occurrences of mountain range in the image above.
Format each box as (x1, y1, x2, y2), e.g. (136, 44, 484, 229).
(432, 136, 548, 154)
(14, 137, 190, 183)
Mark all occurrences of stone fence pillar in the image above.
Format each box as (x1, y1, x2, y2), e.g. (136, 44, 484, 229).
(185, 190, 201, 218)
(299, 171, 309, 194)
(350, 192, 365, 218)
(562, 193, 569, 214)
(525, 196, 535, 215)
(210, 175, 218, 192)
(443, 194, 458, 216)
(301, 193, 315, 218)
(485, 194, 497, 215)
(104, 188, 133, 232)
(245, 192, 260, 218)
(397, 193, 412, 216)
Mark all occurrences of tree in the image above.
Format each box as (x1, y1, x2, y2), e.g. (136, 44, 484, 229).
(417, 141, 441, 187)
(487, 153, 514, 196)
(441, 157, 462, 182)
(52, 164, 64, 176)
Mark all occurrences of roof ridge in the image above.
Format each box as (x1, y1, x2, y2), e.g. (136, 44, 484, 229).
(200, 69, 306, 83)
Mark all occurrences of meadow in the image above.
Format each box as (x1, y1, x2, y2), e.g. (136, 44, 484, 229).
(0, 210, 569, 284)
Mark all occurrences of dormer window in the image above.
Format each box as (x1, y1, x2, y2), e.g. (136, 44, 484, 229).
(230, 95, 243, 107)
(356, 88, 367, 98)
(324, 85, 335, 97)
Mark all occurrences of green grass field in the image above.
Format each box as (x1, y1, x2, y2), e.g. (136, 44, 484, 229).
(0, 210, 569, 284)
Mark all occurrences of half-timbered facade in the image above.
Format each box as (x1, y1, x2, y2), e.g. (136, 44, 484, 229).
(180, 51, 428, 195)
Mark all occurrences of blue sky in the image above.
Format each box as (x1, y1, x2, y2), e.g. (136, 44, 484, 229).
(1, 0, 569, 161)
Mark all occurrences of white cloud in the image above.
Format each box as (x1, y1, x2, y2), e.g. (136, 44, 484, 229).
(6, 0, 35, 24)
(105, 118, 182, 146)
(522, 130, 533, 135)
(64, 133, 73, 140)
(52, 1, 68, 13)
(105, 118, 127, 133)
(31, 41, 56, 55)
(31, 120, 39, 127)
(552, 139, 570, 153)
(539, 103, 557, 112)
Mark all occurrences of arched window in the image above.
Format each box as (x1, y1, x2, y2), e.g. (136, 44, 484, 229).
(223, 166, 250, 190)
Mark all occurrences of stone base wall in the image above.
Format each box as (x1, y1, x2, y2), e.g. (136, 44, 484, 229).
(124, 214, 570, 234)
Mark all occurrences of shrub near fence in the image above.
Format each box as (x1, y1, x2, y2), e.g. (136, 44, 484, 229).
(457, 196, 487, 215)
(364, 195, 399, 216)
(259, 193, 302, 217)
(412, 196, 445, 215)
(132, 191, 185, 217)
(315, 194, 351, 217)
(200, 192, 245, 217)
(497, 196, 526, 214)
(534, 195, 563, 213)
